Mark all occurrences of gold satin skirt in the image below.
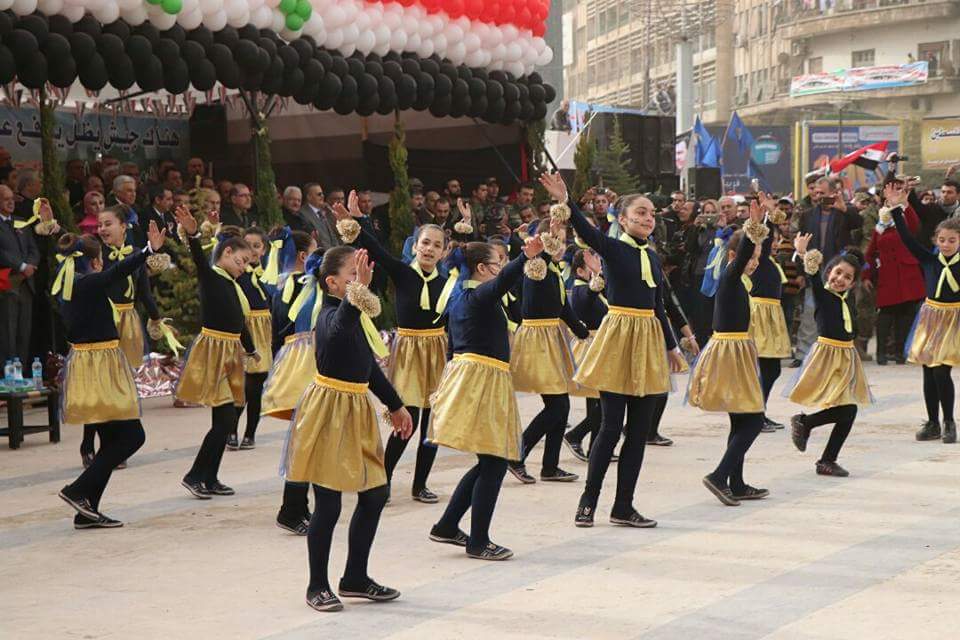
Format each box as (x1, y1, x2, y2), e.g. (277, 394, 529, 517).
(568, 330, 599, 398)
(573, 307, 670, 396)
(510, 319, 576, 394)
(244, 309, 274, 374)
(61, 340, 140, 425)
(788, 337, 871, 408)
(687, 333, 764, 413)
(907, 299, 960, 367)
(261, 332, 317, 419)
(283, 375, 386, 492)
(114, 303, 145, 369)
(427, 353, 523, 461)
(175, 328, 245, 407)
(749, 297, 792, 359)
(388, 327, 448, 408)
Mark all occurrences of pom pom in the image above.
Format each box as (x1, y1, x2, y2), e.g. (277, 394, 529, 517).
(549, 202, 570, 223)
(199, 220, 219, 239)
(146, 318, 165, 341)
(589, 274, 605, 292)
(878, 206, 893, 226)
(346, 280, 382, 318)
(803, 249, 824, 276)
(453, 221, 474, 234)
(337, 218, 361, 243)
(539, 231, 564, 257)
(518, 227, 530, 240)
(743, 218, 770, 245)
(768, 208, 787, 225)
(146, 252, 172, 275)
(34, 219, 59, 236)
(524, 256, 547, 281)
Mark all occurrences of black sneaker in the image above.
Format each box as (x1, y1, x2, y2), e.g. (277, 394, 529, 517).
(74, 513, 123, 529)
(226, 434, 239, 451)
(787, 358, 802, 368)
(944, 420, 957, 444)
(306, 589, 343, 612)
(646, 433, 674, 446)
(610, 509, 658, 528)
(563, 435, 589, 462)
(412, 487, 439, 503)
(338, 579, 401, 602)
(429, 525, 469, 547)
(574, 503, 595, 528)
(466, 541, 514, 560)
(207, 481, 235, 496)
(277, 513, 309, 535)
(702, 475, 740, 506)
(58, 487, 100, 520)
(760, 421, 777, 433)
(181, 477, 213, 499)
(239, 436, 256, 450)
(764, 417, 785, 430)
(791, 414, 810, 452)
(731, 485, 770, 500)
(507, 462, 536, 484)
(916, 420, 942, 441)
(81, 452, 94, 469)
(816, 461, 849, 477)
(540, 468, 578, 482)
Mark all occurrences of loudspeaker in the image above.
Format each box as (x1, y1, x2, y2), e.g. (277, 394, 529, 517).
(689, 167, 722, 200)
(591, 113, 677, 180)
(659, 116, 676, 174)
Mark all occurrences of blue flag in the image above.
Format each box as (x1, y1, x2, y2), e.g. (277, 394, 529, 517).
(693, 116, 720, 168)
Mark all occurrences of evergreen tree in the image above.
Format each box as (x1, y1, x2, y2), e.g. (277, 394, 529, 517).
(387, 119, 413, 256)
(253, 124, 282, 228)
(571, 126, 596, 201)
(40, 93, 75, 233)
(594, 116, 640, 195)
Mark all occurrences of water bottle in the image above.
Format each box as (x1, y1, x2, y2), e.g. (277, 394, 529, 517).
(3, 360, 11, 381)
(31, 357, 43, 389)
(12, 357, 22, 381)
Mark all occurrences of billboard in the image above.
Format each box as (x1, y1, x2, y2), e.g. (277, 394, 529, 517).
(706, 124, 793, 195)
(790, 62, 928, 97)
(921, 119, 960, 170)
(799, 121, 900, 194)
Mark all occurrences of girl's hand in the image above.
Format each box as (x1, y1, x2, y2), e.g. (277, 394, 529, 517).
(332, 202, 351, 221)
(347, 190, 363, 218)
(173, 205, 197, 235)
(456, 198, 472, 224)
(146, 220, 167, 252)
(749, 198, 766, 224)
(668, 349, 686, 373)
(354, 248, 374, 286)
(583, 248, 602, 274)
(794, 232, 812, 256)
(390, 407, 414, 439)
(523, 235, 544, 258)
(538, 172, 568, 203)
(883, 181, 908, 208)
(37, 198, 53, 221)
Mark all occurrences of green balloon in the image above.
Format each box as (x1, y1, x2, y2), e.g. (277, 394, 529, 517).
(146, 0, 162, 5)
(285, 13, 304, 30)
(279, 0, 297, 14)
(161, 0, 182, 14)
(295, 0, 312, 19)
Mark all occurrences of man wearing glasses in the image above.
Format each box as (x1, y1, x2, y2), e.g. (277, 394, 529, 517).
(221, 183, 255, 227)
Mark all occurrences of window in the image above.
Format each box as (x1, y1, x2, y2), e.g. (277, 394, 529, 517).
(918, 41, 949, 76)
(851, 49, 874, 67)
(587, 17, 596, 39)
(808, 57, 823, 74)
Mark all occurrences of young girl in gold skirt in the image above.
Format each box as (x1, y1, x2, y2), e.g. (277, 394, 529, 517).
(280, 247, 413, 612)
(886, 183, 960, 444)
(56, 223, 166, 528)
(688, 204, 769, 506)
(788, 234, 871, 477)
(428, 237, 544, 561)
(173, 206, 259, 498)
(539, 173, 686, 529)
(333, 191, 455, 503)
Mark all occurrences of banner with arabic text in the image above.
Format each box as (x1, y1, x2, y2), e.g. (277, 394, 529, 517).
(921, 119, 960, 170)
(790, 62, 928, 97)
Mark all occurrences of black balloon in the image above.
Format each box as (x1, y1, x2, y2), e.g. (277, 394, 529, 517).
(133, 23, 160, 47)
(208, 43, 232, 70)
(240, 70, 263, 91)
(544, 84, 556, 103)
(0, 45, 14, 84)
(214, 26, 239, 49)
(330, 55, 348, 78)
(188, 26, 214, 51)
(189, 58, 217, 91)
(503, 83, 519, 103)
(233, 39, 259, 70)
(107, 55, 135, 91)
(47, 15, 72, 38)
(48, 56, 77, 88)
(281, 67, 304, 96)
(179, 39, 205, 64)
(163, 58, 190, 94)
(532, 102, 547, 120)
(382, 60, 402, 82)
(290, 38, 313, 65)
(413, 89, 433, 111)
(519, 100, 534, 121)
(364, 60, 383, 80)
(528, 72, 543, 85)
(452, 78, 468, 100)
(420, 58, 439, 77)
(357, 72, 378, 99)
(239, 25, 259, 41)
(434, 73, 452, 98)
(469, 95, 488, 118)
(333, 90, 359, 116)
(96, 33, 124, 61)
(78, 52, 107, 90)
(102, 20, 130, 43)
(468, 77, 485, 99)
(255, 48, 271, 73)
(490, 70, 507, 83)
(293, 83, 319, 105)
(528, 84, 546, 102)
(75, 15, 101, 39)
(161, 25, 186, 47)
(136, 55, 164, 92)
(43, 32, 71, 60)
(8, 30, 38, 62)
(18, 15, 48, 45)
(457, 66, 472, 82)
(154, 38, 180, 65)
(278, 44, 299, 70)
(487, 97, 506, 121)
(69, 32, 97, 63)
(396, 75, 417, 109)
(451, 92, 471, 114)
(429, 94, 452, 118)
(417, 72, 435, 93)
(346, 57, 364, 80)
(316, 49, 333, 71)
(302, 58, 323, 85)
(258, 36, 277, 58)
(18, 54, 47, 89)
(504, 100, 522, 121)
(401, 58, 420, 76)
(125, 34, 152, 64)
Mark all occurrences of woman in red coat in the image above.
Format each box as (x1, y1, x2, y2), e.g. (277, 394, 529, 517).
(863, 205, 926, 364)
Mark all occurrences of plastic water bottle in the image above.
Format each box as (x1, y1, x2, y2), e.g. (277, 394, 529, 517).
(12, 357, 22, 381)
(31, 357, 43, 389)
(3, 360, 11, 381)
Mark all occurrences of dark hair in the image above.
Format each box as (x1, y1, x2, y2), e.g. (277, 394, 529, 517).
(943, 180, 960, 191)
(464, 241, 495, 275)
(434, 196, 451, 208)
(148, 183, 169, 205)
(935, 217, 960, 235)
(519, 182, 536, 192)
(243, 227, 269, 245)
(318, 245, 356, 293)
(571, 249, 587, 274)
(217, 225, 244, 239)
(212, 236, 250, 262)
(100, 205, 128, 225)
(824, 251, 862, 279)
(291, 230, 313, 253)
(57, 233, 100, 274)
(726, 229, 745, 254)
(413, 224, 445, 244)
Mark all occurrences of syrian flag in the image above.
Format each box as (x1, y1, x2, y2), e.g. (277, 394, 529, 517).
(829, 141, 888, 174)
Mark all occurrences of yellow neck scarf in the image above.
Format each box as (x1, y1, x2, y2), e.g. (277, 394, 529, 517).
(770, 256, 788, 284)
(14, 214, 38, 230)
(706, 237, 726, 279)
(433, 268, 460, 321)
(465, 279, 516, 331)
(741, 273, 753, 293)
(573, 278, 608, 307)
(108, 244, 135, 299)
(360, 311, 389, 358)
(618, 234, 656, 287)
(936, 253, 960, 298)
(826, 285, 853, 333)
(287, 275, 324, 330)
(410, 261, 439, 310)
(281, 271, 302, 304)
(212, 265, 250, 316)
(245, 264, 267, 300)
(51, 252, 83, 301)
(548, 261, 566, 304)
(261, 238, 283, 286)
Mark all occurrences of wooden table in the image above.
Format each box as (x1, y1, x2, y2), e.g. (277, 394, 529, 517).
(0, 388, 60, 449)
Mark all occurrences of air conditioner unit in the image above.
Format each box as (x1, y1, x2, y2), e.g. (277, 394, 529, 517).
(791, 39, 808, 57)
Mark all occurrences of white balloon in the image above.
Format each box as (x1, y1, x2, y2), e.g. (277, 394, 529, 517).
(123, 4, 148, 25)
(537, 47, 553, 66)
(354, 9, 370, 32)
(325, 28, 344, 50)
(10, 0, 37, 16)
(433, 33, 447, 54)
(489, 58, 504, 71)
(448, 42, 466, 66)
(225, 0, 248, 19)
(180, 0, 199, 13)
(463, 32, 480, 53)
(271, 8, 285, 32)
(325, 6, 345, 28)
(356, 30, 375, 54)
(405, 33, 420, 54)
(251, 4, 273, 28)
(505, 42, 522, 62)
(198, 0, 219, 14)
(522, 46, 538, 65)
(389, 30, 407, 52)
(465, 49, 484, 68)
(445, 24, 464, 43)
(342, 24, 359, 45)
(338, 41, 356, 57)
(503, 24, 519, 41)
(93, 1, 119, 24)
(203, 9, 227, 30)
(417, 39, 434, 59)
(486, 27, 503, 47)
(0, 0, 15, 10)
(340, 2, 358, 24)
(36, 0, 62, 15)
(506, 61, 525, 77)
(178, 9, 204, 30)
(533, 38, 547, 53)
(374, 25, 390, 48)
(226, 8, 250, 27)
(492, 43, 506, 61)
(383, 11, 401, 30)
(62, 3, 84, 21)
(401, 16, 418, 35)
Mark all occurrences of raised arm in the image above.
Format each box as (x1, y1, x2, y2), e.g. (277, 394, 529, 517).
(891, 206, 935, 264)
(355, 228, 410, 282)
(539, 172, 614, 256)
(473, 252, 529, 305)
(173, 205, 210, 275)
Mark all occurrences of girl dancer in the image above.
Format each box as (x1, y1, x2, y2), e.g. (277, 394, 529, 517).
(428, 237, 544, 560)
(173, 206, 259, 498)
(56, 222, 166, 528)
(281, 247, 413, 612)
(333, 192, 455, 503)
(688, 206, 769, 505)
(509, 218, 589, 484)
(885, 184, 960, 443)
(788, 234, 871, 476)
(539, 173, 685, 529)
(267, 229, 315, 354)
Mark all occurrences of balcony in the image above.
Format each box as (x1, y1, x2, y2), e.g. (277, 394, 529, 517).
(779, 0, 960, 40)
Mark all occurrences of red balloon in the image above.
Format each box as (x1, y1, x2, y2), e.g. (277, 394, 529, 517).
(500, 3, 516, 23)
(447, 0, 465, 17)
(465, 0, 483, 19)
(533, 23, 545, 37)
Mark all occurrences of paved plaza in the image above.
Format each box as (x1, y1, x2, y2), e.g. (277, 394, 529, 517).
(2, 360, 960, 639)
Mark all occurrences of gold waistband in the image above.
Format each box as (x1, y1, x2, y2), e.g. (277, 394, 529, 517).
(750, 297, 781, 306)
(314, 374, 369, 394)
(712, 332, 750, 340)
(925, 298, 960, 310)
(201, 327, 241, 341)
(453, 353, 510, 372)
(248, 309, 271, 319)
(114, 303, 134, 312)
(285, 331, 313, 345)
(818, 336, 854, 348)
(608, 306, 655, 318)
(71, 340, 120, 351)
(397, 327, 446, 337)
(521, 318, 561, 327)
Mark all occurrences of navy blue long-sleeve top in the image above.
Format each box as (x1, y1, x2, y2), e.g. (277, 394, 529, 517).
(61, 248, 150, 344)
(566, 198, 677, 350)
(101, 242, 160, 321)
(806, 263, 857, 341)
(314, 294, 403, 411)
(750, 222, 783, 300)
(188, 235, 254, 353)
(238, 264, 271, 311)
(713, 230, 757, 333)
(892, 206, 960, 303)
(448, 253, 528, 363)
(519, 254, 589, 339)
(570, 281, 607, 331)
(271, 271, 304, 353)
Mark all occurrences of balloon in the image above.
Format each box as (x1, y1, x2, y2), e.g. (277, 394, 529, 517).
(10, 0, 37, 16)
(251, 5, 273, 28)
(178, 9, 203, 29)
(203, 10, 228, 31)
(37, 0, 63, 15)
(107, 56, 135, 90)
(161, 0, 181, 15)
(285, 13, 303, 31)
(189, 57, 216, 90)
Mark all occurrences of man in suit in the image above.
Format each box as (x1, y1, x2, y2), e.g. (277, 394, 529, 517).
(0, 185, 39, 365)
(14, 170, 41, 219)
(281, 186, 312, 233)
(220, 183, 254, 227)
(142, 184, 177, 240)
(299, 183, 340, 250)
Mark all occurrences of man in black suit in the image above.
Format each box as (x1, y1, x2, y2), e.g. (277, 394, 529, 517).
(143, 184, 177, 240)
(221, 183, 254, 227)
(0, 185, 39, 365)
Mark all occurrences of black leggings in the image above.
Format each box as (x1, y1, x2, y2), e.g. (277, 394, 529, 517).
(580, 392, 657, 516)
(186, 403, 239, 485)
(566, 398, 601, 450)
(67, 420, 145, 509)
(923, 365, 955, 423)
(520, 394, 570, 473)
(648, 393, 668, 439)
(279, 481, 311, 521)
(708, 413, 764, 492)
(758, 357, 781, 406)
(236, 372, 267, 440)
(80, 423, 97, 456)
(434, 454, 508, 553)
(307, 484, 388, 593)
(383, 407, 437, 492)
(877, 302, 916, 361)
(804, 404, 857, 462)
